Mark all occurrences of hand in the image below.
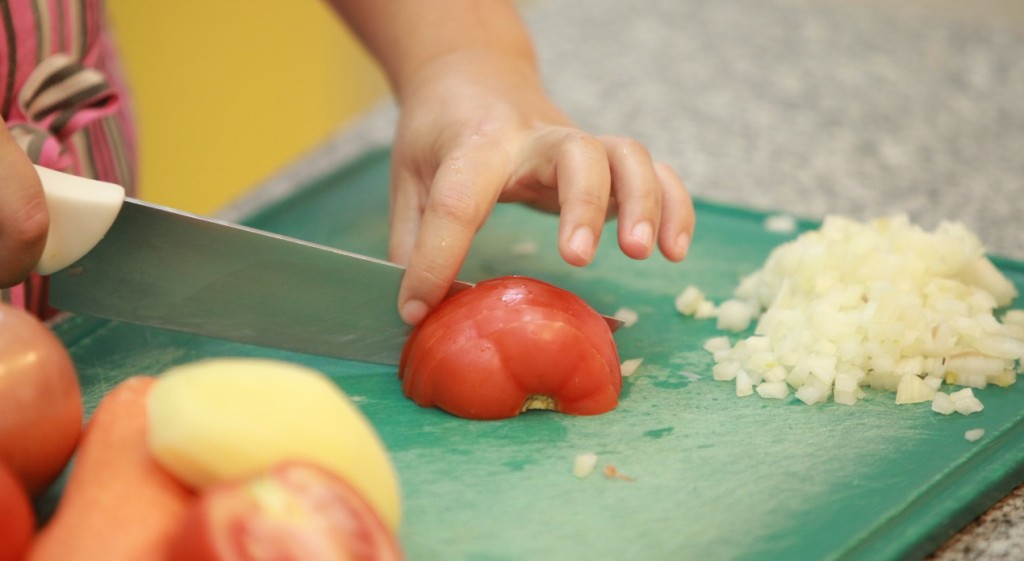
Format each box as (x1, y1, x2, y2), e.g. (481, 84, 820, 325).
(0, 121, 49, 288)
(387, 52, 695, 325)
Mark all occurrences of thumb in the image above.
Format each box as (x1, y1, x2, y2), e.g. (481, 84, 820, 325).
(0, 126, 49, 288)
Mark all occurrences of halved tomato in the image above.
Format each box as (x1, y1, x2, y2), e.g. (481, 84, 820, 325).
(169, 461, 402, 561)
(399, 276, 622, 420)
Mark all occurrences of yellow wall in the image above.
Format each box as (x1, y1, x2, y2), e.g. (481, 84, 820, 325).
(105, 1, 388, 214)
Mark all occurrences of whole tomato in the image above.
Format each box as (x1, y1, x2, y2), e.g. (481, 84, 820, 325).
(0, 459, 34, 561)
(170, 461, 402, 561)
(399, 276, 622, 420)
(0, 302, 82, 495)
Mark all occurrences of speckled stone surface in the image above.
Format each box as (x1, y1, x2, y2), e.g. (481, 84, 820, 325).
(226, 0, 1024, 558)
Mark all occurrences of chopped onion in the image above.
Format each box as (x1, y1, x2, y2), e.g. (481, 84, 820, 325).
(687, 214, 1022, 411)
(931, 392, 956, 415)
(764, 214, 798, 234)
(1004, 310, 1024, 327)
(756, 381, 789, 399)
(716, 299, 755, 332)
(964, 428, 986, 442)
(895, 374, 936, 404)
(620, 358, 644, 377)
(572, 453, 599, 478)
(703, 336, 732, 354)
(675, 286, 707, 316)
(614, 307, 639, 328)
(736, 371, 754, 397)
(694, 301, 719, 319)
(950, 387, 985, 415)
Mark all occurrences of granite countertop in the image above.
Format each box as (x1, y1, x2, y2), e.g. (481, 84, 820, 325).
(227, 0, 1024, 558)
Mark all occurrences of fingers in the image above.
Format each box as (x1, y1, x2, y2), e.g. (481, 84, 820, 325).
(602, 136, 662, 260)
(0, 128, 49, 288)
(550, 134, 612, 266)
(393, 150, 504, 325)
(387, 165, 424, 268)
(390, 128, 695, 327)
(653, 161, 695, 262)
(523, 131, 694, 266)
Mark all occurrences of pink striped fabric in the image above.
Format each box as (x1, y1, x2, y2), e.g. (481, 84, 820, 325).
(1, 0, 137, 318)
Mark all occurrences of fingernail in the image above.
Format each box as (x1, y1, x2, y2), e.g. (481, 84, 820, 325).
(676, 232, 691, 259)
(631, 221, 653, 249)
(569, 227, 594, 262)
(400, 299, 429, 326)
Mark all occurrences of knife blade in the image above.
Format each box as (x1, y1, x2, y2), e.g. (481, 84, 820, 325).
(37, 166, 623, 365)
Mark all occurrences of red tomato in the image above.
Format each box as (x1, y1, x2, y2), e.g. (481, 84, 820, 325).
(0, 459, 35, 561)
(170, 461, 403, 561)
(0, 302, 82, 496)
(399, 276, 622, 420)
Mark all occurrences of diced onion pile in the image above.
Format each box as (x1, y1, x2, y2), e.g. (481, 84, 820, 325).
(680, 215, 1023, 413)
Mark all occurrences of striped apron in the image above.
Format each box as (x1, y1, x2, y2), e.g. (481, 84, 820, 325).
(1, 0, 136, 318)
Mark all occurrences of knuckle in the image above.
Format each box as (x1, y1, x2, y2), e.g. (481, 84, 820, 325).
(569, 189, 609, 215)
(608, 136, 652, 161)
(426, 187, 483, 226)
(559, 133, 605, 161)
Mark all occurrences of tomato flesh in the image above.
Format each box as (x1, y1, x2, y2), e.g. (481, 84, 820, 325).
(171, 461, 402, 561)
(399, 276, 622, 420)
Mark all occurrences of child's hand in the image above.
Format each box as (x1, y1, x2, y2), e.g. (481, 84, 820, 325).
(0, 121, 49, 288)
(387, 52, 695, 325)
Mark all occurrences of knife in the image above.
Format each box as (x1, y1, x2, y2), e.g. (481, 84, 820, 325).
(36, 166, 623, 365)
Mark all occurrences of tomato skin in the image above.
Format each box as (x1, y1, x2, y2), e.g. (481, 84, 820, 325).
(170, 461, 403, 561)
(399, 276, 621, 420)
(0, 459, 34, 561)
(0, 302, 82, 496)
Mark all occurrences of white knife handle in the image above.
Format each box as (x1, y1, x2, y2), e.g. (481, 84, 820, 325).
(34, 165, 125, 275)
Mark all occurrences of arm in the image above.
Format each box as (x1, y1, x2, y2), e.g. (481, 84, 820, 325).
(0, 119, 49, 288)
(327, 0, 695, 325)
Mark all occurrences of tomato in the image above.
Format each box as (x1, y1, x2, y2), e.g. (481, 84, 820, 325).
(399, 276, 622, 420)
(0, 302, 82, 496)
(169, 461, 403, 561)
(0, 459, 34, 561)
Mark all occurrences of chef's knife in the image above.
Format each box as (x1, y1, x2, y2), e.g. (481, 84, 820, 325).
(36, 166, 622, 365)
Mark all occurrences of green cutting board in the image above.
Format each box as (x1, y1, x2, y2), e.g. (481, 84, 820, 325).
(49, 148, 1024, 561)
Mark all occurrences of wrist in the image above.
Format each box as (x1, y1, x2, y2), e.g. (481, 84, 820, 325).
(393, 48, 542, 105)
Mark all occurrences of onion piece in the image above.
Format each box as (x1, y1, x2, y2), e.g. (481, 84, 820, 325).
(572, 453, 599, 478)
(764, 214, 798, 234)
(620, 358, 644, 377)
(614, 307, 639, 328)
(964, 428, 986, 442)
(895, 374, 937, 404)
(950, 388, 985, 415)
(931, 392, 956, 415)
(675, 286, 707, 316)
(756, 381, 789, 400)
(716, 300, 755, 332)
(736, 371, 754, 397)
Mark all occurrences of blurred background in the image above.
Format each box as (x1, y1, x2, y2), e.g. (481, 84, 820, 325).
(104, 0, 1024, 263)
(106, 0, 388, 214)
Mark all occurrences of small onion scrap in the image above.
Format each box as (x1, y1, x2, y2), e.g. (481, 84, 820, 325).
(680, 214, 1022, 413)
(572, 453, 599, 479)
